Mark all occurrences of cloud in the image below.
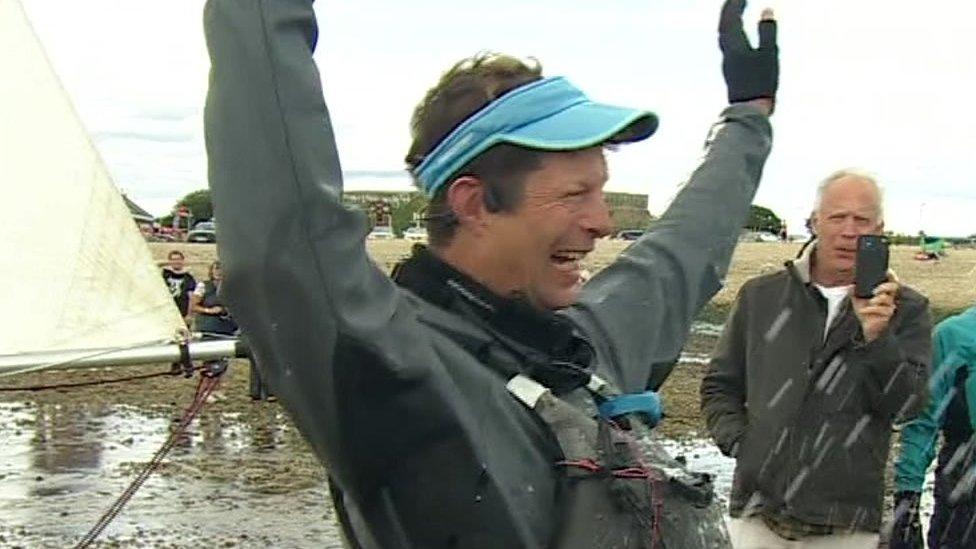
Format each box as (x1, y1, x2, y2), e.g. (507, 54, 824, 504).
(20, 0, 976, 236)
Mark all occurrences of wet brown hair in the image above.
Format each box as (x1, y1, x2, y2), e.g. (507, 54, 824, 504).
(405, 52, 547, 248)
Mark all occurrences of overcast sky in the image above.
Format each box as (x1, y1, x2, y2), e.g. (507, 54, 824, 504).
(20, 0, 976, 237)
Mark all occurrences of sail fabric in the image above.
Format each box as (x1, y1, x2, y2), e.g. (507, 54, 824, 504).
(0, 0, 183, 356)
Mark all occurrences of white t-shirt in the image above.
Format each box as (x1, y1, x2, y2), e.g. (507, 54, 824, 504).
(193, 282, 208, 298)
(815, 284, 852, 340)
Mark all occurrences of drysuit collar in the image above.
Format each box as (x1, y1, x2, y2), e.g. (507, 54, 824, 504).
(392, 246, 594, 393)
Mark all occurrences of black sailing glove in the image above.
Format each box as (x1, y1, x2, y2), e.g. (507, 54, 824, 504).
(889, 491, 924, 549)
(719, 0, 778, 107)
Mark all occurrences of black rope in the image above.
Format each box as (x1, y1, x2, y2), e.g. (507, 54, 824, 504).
(0, 366, 200, 392)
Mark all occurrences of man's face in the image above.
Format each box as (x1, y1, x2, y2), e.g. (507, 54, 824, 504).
(168, 253, 185, 271)
(483, 147, 613, 309)
(810, 175, 883, 274)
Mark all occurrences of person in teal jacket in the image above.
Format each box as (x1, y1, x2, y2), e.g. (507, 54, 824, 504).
(893, 306, 976, 548)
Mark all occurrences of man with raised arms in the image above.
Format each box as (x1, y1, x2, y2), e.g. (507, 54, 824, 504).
(204, 0, 778, 546)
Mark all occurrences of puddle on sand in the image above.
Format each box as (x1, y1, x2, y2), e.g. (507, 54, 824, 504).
(0, 401, 342, 548)
(691, 321, 725, 339)
(658, 436, 737, 506)
(659, 435, 938, 541)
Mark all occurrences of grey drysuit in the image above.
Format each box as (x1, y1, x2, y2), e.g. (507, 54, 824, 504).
(203, 0, 773, 546)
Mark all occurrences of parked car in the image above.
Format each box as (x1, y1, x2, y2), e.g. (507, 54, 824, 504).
(739, 230, 781, 243)
(187, 221, 217, 243)
(366, 225, 395, 240)
(615, 229, 645, 241)
(403, 226, 428, 243)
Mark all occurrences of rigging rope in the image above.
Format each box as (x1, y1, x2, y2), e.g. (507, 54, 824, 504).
(72, 367, 224, 548)
(0, 365, 201, 392)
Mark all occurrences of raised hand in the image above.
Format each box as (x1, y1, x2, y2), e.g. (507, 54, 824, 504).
(719, 0, 778, 110)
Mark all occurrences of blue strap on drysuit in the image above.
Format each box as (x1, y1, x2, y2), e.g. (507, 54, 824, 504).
(597, 391, 663, 428)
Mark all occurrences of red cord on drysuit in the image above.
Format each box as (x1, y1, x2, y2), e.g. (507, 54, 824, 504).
(556, 439, 666, 549)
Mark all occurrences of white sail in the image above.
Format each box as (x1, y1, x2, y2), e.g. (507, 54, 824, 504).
(0, 0, 184, 357)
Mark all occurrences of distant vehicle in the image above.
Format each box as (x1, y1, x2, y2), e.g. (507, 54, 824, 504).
(187, 221, 217, 243)
(615, 229, 644, 241)
(366, 225, 395, 240)
(152, 232, 178, 243)
(739, 230, 781, 243)
(403, 226, 428, 243)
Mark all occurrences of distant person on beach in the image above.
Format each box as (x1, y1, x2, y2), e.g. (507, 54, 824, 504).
(701, 170, 932, 548)
(205, 0, 777, 546)
(191, 261, 236, 337)
(191, 260, 235, 379)
(891, 305, 976, 549)
(161, 250, 196, 326)
(191, 261, 272, 399)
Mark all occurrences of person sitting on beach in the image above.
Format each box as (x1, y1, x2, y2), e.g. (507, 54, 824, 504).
(204, 0, 778, 546)
(701, 170, 932, 548)
(191, 260, 236, 378)
(190, 261, 271, 398)
(191, 260, 236, 337)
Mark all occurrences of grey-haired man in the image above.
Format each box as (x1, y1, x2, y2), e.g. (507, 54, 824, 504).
(702, 171, 931, 548)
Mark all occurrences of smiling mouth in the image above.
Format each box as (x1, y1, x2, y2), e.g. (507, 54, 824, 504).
(550, 250, 589, 272)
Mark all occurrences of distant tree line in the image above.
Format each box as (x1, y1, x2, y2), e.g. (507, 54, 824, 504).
(744, 204, 783, 234)
(158, 190, 816, 242)
(157, 189, 213, 228)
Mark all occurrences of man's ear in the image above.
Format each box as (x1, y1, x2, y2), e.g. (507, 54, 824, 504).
(805, 214, 816, 236)
(446, 176, 490, 233)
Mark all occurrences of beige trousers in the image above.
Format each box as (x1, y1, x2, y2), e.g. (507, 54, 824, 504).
(728, 517, 880, 549)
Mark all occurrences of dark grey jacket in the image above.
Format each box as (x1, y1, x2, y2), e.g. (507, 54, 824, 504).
(701, 245, 931, 532)
(204, 0, 772, 546)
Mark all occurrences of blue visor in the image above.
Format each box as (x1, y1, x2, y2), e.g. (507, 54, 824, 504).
(413, 76, 659, 197)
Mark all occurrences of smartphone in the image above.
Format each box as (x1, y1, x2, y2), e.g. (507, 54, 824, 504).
(854, 235, 889, 298)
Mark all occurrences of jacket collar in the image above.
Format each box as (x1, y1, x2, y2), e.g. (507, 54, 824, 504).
(392, 246, 594, 392)
(787, 240, 860, 349)
(787, 239, 816, 285)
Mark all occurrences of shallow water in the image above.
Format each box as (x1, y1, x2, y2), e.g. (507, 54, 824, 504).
(691, 321, 725, 339)
(0, 400, 341, 548)
(659, 433, 938, 545)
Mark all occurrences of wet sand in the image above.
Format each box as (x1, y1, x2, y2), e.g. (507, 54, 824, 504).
(0, 363, 339, 547)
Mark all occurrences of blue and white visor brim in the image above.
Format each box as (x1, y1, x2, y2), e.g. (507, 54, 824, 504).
(414, 76, 658, 197)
